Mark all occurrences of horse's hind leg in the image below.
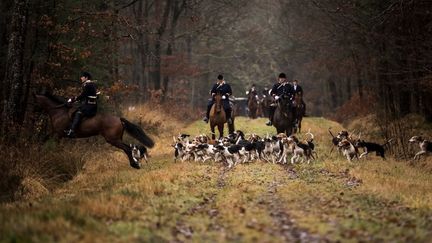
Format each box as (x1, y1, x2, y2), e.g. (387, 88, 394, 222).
(107, 140, 141, 169)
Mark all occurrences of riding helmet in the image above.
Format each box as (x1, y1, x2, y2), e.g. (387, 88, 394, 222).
(217, 74, 223, 80)
(81, 71, 92, 80)
(278, 73, 286, 79)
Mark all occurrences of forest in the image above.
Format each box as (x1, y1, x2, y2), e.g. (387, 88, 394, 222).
(1, 0, 432, 241)
(2, 0, 432, 130)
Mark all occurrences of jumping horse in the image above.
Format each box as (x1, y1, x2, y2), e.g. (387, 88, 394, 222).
(293, 93, 305, 133)
(272, 95, 295, 135)
(34, 93, 154, 169)
(209, 93, 234, 139)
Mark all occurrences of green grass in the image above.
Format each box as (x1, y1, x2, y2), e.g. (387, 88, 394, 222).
(1, 117, 431, 242)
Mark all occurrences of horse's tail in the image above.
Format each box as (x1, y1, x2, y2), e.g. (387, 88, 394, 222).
(120, 118, 155, 148)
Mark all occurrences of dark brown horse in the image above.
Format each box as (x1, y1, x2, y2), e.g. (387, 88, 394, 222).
(34, 93, 154, 169)
(247, 92, 259, 119)
(293, 93, 305, 133)
(209, 94, 234, 139)
(272, 95, 294, 135)
(260, 92, 272, 118)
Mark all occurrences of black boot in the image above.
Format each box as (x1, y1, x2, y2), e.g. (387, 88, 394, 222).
(226, 108, 232, 124)
(266, 107, 275, 126)
(292, 107, 298, 127)
(65, 111, 82, 138)
(203, 104, 212, 123)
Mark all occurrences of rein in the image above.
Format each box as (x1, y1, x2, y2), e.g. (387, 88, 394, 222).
(48, 103, 67, 110)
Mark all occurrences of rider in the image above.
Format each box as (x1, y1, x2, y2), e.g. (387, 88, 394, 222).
(246, 84, 258, 98)
(293, 79, 306, 114)
(265, 73, 294, 126)
(203, 74, 233, 124)
(65, 71, 98, 137)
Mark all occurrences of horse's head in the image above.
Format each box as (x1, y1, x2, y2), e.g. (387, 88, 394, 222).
(278, 94, 291, 107)
(34, 93, 68, 112)
(214, 93, 222, 100)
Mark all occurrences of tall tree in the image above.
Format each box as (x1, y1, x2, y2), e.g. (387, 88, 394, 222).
(1, 0, 29, 135)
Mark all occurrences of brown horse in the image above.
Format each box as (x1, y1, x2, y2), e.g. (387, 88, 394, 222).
(260, 93, 272, 118)
(293, 93, 305, 133)
(34, 93, 154, 169)
(209, 94, 234, 139)
(247, 92, 259, 119)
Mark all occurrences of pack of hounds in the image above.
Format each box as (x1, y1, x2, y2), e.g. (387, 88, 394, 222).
(162, 128, 431, 167)
(171, 130, 317, 168)
(328, 128, 432, 162)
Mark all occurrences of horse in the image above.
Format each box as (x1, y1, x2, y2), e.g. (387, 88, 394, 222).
(260, 92, 272, 118)
(247, 92, 259, 119)
(293, 93, 305, 133)
(33, 93, 154, 169)
(209, 94, 234, 139)
(272, 95, 295, 135)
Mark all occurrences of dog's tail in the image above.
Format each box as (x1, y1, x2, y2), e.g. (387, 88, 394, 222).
(121, 118, 155, 148)
(328, 127, 335, 138)
(381, 138, 394, 148)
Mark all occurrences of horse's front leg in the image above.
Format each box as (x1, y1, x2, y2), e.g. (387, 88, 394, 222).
(107, 139, 140, 169)
(211, 124, 216, 140)
(218, 124, 224, 139)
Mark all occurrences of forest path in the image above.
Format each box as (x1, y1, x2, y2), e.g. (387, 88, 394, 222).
(1, 117, 431, 242)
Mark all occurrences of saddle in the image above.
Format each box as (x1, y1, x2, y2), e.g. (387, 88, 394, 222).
(68, 106, 79, 119)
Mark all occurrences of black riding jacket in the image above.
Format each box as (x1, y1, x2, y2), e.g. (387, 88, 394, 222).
(292, 84, 303, 96)
(210, 81, 232, 98)
(75, 80, 97, 116)
(270, 82, 294, 99)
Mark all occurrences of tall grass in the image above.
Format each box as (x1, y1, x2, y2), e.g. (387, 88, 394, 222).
(0, 138, 88, 202)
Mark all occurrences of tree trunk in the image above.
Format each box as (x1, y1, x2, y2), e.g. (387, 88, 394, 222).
(152, 0, 172, 91)
(1, 0, 29, 135)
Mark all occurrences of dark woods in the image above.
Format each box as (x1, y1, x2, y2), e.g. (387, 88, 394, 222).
(0, 0, 431, 141)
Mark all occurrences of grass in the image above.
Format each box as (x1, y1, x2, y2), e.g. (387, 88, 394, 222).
(1, 109, 432, 242)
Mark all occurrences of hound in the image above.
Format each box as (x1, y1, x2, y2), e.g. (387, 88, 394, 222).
(329, 127, 341, 154)
(213, 144, 243, 168)
(338, 139, 358, 162)
(355, 138, 394, 160)
(262, 135, 283, 163)
(287, 134, 314, 164)
(130, 144, 148, 163)
(409, 136, 432, 160)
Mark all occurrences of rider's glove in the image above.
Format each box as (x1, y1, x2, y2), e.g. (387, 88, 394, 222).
(275, 95, 280, 100)
(222, 95, 226, 99)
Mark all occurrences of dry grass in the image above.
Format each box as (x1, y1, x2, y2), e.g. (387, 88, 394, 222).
(1, 108, 432, 242)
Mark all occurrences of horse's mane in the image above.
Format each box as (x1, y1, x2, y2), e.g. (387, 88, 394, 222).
(43, 93, 67, 104)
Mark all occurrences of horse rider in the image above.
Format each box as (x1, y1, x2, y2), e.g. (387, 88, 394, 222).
(293, 79, 306, 114)
(65, 71, 98, 137)
(265, 72, 294, 126)
(203, 74, 233, 124)
(246, 84, 258, 98)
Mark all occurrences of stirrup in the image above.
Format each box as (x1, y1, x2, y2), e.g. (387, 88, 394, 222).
(203, 117, 209, 123)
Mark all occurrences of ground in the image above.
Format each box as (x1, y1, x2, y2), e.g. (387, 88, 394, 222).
(1, 115, 432, 242)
